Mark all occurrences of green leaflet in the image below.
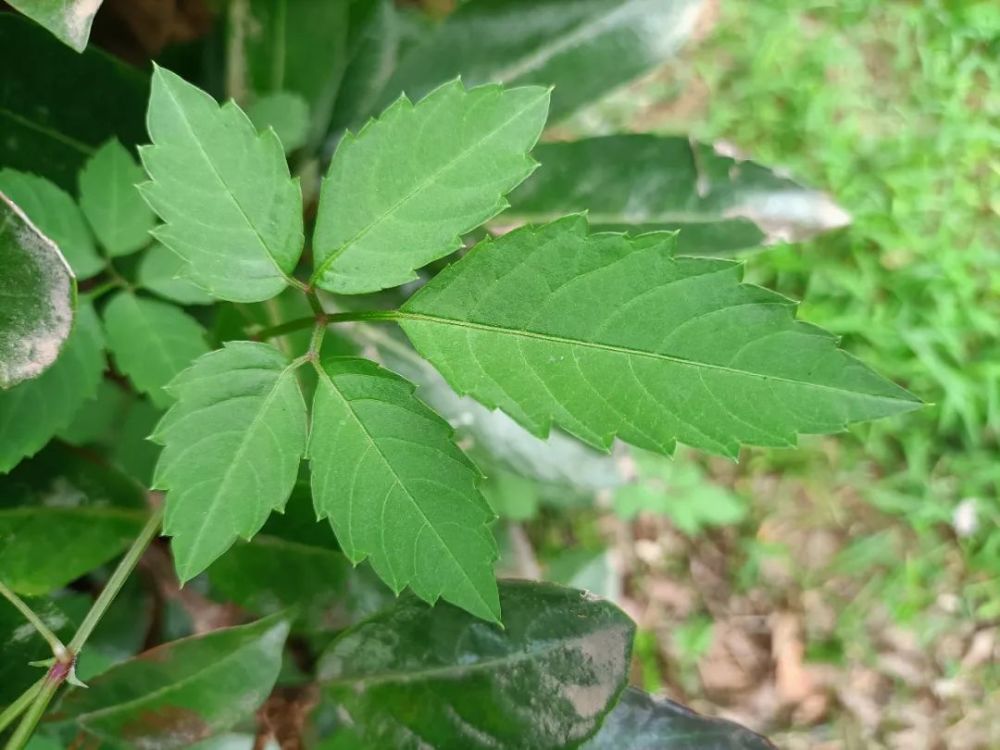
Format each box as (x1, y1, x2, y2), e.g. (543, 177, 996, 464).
(309, 357, 500, 622)
(581, 687, 775, 749)
(0, 444, 148, 595)
(59, 614, 290, 748)
(103, 291, 210, 408)
(6, 0, 103, 52)
(0, 14, 148, 191)
(152, 341, 308, 581)
(0, 304, 105, 474)
(505, 135, 850, 254)
(311, 79, 550, 294)
(318, 581, 635, 749)
(137, 242, 214, 305)
(78, 138, 157, 257)
(400, 216, 921, 458)
(140, 66, 304, 303)
(0, 191, 75, 388)
(0, 169, 103, 278)
(377, 0, 703, 121)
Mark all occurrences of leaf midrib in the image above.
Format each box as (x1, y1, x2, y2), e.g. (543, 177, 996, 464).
(310, 87, 548, 284)
(312, 362, 495, 617)
(324, 627, 619, 689)
(0, 106, 94, 156)
(397, 312, 917, 405)
(157, 78, 293, 287)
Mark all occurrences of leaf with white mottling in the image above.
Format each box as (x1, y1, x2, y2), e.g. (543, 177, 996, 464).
(6, 0, 104, 52)
(140, 66, 304, 303)
(0, 169, 103, 278)
(103, 291, 210, 408)
(401, 216, 921, 458)
(0, 191, 75, 388)
(0, 304, 104, 473)
(309, 356, 499, 622)
(153, 342, 308, 580)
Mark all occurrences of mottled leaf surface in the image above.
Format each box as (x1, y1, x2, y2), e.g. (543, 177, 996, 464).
(153, 342, 308, 580)
(103, 291, 210, 408)
(309, 357, 499, 622)
(0, 192, 75, 388)
(319, 581, 634, 749)
(137, 242, 214, 305)
(141, 66, 304, 302)
(0, 169, 103, 278)
(379, 0, 703, 121)
(6, 0, 104, 52)
(312, 80, 549, 294)
(0, 596, 76, 704)
(0, 14, 148, 190)
(401, 216, 921, 458)
(78, 138, 157, 257)
(0, 304, 105, 473)
(0, 445, 147, 595)
(506, 135, 850, 253)
(60, 615, 290, 750)
(582, 687, 775, 749)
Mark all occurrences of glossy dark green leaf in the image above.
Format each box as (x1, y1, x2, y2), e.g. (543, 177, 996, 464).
(6, 0, 104, 52)
(319, 580, 635, 749)
(234, 0, 351, 144)
(378, 0, 704, 121)
(0, 169, 103, 278)
(328, 0, 402, 132)
(60, 614, 290, 749)
(0, 191, 75, 389)
(0, 444, 147, 595)
(0, 596, 76, 705)
(582, 687, 775, 749)
(0, 14, 148, 190)
(506, 135, 851, 254)
(0, 304, 105, 474)
(209, 534, 350, 632)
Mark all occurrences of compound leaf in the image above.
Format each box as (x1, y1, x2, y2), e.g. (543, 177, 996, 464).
(401, 216, 921, 458)
(0, 169, 103, 278)
(582, 687, 775, 749)
(319, 580, 634, 750)
(0, 444, 147, 595)
(103, 291, 210, 408)
(311, 80, 549, 294)
(309, 357, 499, 622)
(137, 242, 214, 305)
(141, 66, 304, 303)
(152, 341, 308, 581)
(378, 0, 703, 121)
(6, 0, 104, 52)
(60, 614, 290, 749)
(506, 135, 850, 253)
(0, 191, 75, 388)
(78, 138, 157, 257)
(0, 303, 105, 473)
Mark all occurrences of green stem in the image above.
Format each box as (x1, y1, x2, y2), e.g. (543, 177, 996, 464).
(69, 506, 163, 654)
(0, 678, 43, 735)
(4, 507, 164, 750)
(254, 316, 316, 341)
(0, 582, 66, 659)
(308, 318, 327, 357)
(326, 310, 402, 324)
(81, 279, 120, 302)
